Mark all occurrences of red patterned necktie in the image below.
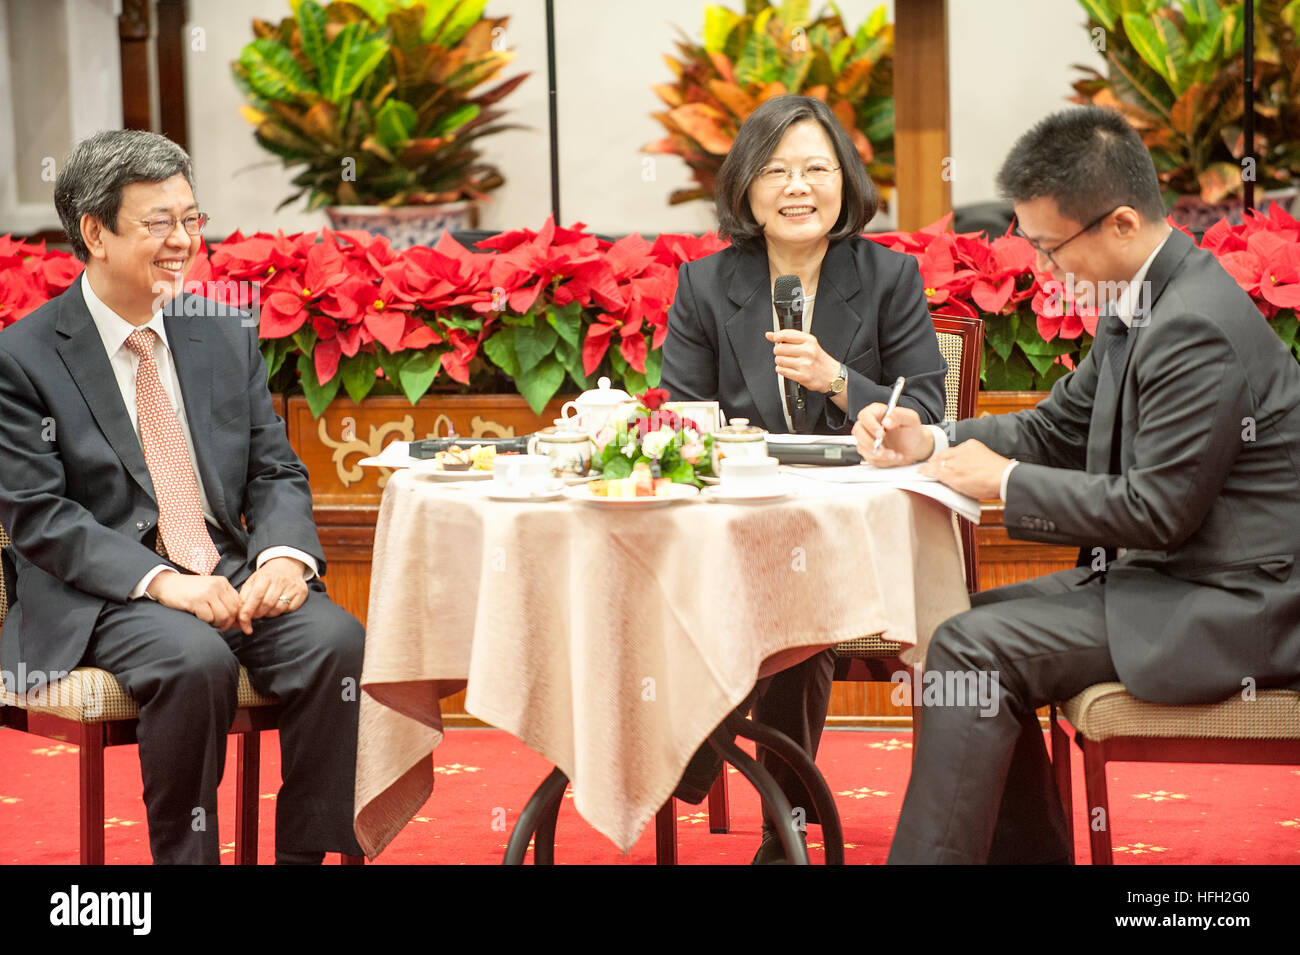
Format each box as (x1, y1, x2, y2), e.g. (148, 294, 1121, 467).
(124, 328, 219, 574)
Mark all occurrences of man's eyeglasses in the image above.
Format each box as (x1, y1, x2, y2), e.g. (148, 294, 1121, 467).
(138, 213, 209, 238)
(756, 162, 841, 188)
(1014, 205, 1119, 268)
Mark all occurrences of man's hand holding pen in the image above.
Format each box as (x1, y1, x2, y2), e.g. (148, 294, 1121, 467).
(853, 403, 1012, 500)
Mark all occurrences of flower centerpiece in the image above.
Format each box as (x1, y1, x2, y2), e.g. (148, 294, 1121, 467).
(591, 388, 714, 485)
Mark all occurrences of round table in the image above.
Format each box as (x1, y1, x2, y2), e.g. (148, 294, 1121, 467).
(353, 469, 971, 860)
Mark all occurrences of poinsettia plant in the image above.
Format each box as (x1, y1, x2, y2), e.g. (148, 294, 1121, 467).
(183, 219, 731, 416)
(865, 214, 1096, 390)
(591, 388, 715, 485)
(0, 236, 83, 329)
(4, 206, 1299, 404)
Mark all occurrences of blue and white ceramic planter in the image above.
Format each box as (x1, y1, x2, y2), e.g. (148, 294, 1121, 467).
(324, 202, 475, 249)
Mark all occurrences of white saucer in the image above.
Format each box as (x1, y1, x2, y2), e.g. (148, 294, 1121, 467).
(701, 483, 791, 504)
(477, 482, 567, 502)
(408, 461, 493, 481)
(564, 482, 699, 507)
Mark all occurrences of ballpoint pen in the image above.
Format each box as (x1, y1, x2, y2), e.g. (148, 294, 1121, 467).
(872, 376, 906, 454)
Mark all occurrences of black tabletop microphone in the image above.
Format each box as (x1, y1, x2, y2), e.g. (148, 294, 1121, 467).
(772, 273, 807, 432)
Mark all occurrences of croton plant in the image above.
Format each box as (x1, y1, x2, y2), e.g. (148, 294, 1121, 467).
(645, 0, 895, 206)
(3, 205, 1298, 407)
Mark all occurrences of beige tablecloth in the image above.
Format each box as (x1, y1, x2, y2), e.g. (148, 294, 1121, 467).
(354, 471, 971, 857)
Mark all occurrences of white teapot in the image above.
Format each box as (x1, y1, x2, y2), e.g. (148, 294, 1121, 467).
(559, 377, 637, 434)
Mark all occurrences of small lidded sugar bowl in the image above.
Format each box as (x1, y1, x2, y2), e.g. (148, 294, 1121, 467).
(710, 417, 768, 476)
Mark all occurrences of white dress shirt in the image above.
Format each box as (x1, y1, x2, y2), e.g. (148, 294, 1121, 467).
(81, 274, 317, 597)
(922, 232, 1171, 502)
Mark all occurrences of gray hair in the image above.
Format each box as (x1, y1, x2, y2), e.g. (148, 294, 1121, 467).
(54, 130, 196, 262)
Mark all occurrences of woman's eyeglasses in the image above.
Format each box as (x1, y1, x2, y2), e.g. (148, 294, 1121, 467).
(756, 162, 841, 188)
(138, 213, 209, 238)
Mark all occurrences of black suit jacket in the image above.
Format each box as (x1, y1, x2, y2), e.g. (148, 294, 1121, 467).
(660, 236, 947, 433)
(957, 229, 1300, 702)
(0, 283, 324, 691)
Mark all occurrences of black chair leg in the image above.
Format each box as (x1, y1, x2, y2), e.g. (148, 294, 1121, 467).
(708, 726, 809, 865)
(503, 767, 568, 865)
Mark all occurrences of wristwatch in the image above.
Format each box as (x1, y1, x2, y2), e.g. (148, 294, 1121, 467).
(825, 363, 847, 396)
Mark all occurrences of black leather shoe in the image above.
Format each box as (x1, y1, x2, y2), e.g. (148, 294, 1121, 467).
(672, 744, 724, 804)
(750, 826, 806, 865)
(275, 849, 325, 865)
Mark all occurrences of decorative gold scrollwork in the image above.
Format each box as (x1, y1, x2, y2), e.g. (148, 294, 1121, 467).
(420, 416, 515, 439)
(317, 414, 415, 488)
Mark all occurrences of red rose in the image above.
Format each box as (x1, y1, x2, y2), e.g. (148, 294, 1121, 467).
(639, 388, 670, 411)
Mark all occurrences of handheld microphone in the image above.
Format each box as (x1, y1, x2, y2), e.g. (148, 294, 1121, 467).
(772, 274, 808, 432)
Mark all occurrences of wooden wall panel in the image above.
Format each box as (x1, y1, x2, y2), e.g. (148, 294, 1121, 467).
(893, 0, 950, 231)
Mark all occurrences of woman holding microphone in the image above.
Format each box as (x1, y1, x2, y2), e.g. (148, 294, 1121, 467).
(661, 94, 947, 862)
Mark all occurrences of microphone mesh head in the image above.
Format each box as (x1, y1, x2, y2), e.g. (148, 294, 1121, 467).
(773, 274, 802, 305)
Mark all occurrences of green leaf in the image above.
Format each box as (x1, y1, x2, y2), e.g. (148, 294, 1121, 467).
(513, 321, 558, 374)
(644, 345, 663, 388)
(703, 5, 742, 52)
(985, 313, 1020, 362)
(863, 3, 887, 37)
(297, 352, 341, 418)
(340, 352, 379, 403)
(665, 460, 695, 484)
(602, 453, 633, 480)
(398, 351, 441, 403)
(482, 327, 521, 377)
(1221, 2, 1244, 56)
(514, 355, 566, 415)
(622, 369, 648, 397)
(1153, 15, 1189, 95)
(1189, 19, 1225, 65)
(546, 302, 582, 349)
(1274, 312, 1299, 351)
(296, 1, 329, 74)
(1122, 12, 1172, 86)
(375, 99, 417, 149)
(437, 0, 489, 47)
(321, 22, 389, 104)
(829, 36, 854, 73)
(239, 39, 312, 101)
(858, 98, 894, 143)
(1079, 0, 1117, 31)
(736, 23, 782, 85)
(420, 0, 459, 42)
(981, 352, 1037, 392)
(346, 0, 392, 23)
(432, 103, 481, 137)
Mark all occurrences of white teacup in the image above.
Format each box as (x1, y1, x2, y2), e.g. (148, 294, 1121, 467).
(719, 455, 780, 492)
(493, 454, 553, 492)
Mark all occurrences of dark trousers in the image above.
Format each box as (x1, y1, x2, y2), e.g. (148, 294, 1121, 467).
(678, 647, 836, 828)
(887, 566, 1118, 864)
(82, 539, 365, 864)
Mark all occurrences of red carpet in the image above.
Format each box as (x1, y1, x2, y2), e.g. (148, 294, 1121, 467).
(2, 726, 1297, 864)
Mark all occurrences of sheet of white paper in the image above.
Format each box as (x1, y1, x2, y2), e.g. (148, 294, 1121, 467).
(780, 462, 937, 482)
(357, 441, 416, 469)
(780, 465, 981, 522)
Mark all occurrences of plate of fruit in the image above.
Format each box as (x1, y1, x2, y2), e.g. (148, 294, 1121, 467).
(565, 463, 699, 507)
(412, 444, 502, 480)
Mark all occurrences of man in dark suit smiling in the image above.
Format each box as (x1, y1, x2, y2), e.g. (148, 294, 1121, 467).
(0, 130, 364, 864)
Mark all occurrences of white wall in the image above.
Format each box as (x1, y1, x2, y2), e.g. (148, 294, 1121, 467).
(948, 0, 1103, 209)
(3, 0, 1106, 237)
(0, 0, 122, 232)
